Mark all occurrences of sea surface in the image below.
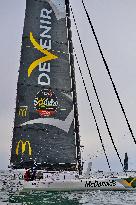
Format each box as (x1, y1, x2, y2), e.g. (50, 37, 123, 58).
(0, 170, 136, 205)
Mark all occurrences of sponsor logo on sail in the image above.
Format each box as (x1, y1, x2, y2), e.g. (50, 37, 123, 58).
(21, 94, 74, 133)
(16, 140, 32, 156)
(28, 32, 58, 80)
(18, 106, 28, 117)
(28, 9, 58, 86)
(34, 88, 58, 117)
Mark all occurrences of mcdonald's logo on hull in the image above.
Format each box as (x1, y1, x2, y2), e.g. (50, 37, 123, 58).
(16, 140, 32, 156)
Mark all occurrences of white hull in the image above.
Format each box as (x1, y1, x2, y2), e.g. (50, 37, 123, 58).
(21, 177, 136, 192)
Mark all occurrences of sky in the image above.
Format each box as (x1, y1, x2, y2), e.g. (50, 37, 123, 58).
(1, 0, 136, 172)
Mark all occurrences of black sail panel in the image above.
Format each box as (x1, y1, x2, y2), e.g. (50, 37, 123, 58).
(10, 0, 81, 171)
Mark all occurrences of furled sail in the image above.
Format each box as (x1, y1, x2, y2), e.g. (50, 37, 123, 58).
(10, 0, 81, 172)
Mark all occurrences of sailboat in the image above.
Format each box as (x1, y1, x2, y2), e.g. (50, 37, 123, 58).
(10, 0, 136, 191)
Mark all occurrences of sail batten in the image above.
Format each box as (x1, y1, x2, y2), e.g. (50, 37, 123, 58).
(10, 0, 81, 172)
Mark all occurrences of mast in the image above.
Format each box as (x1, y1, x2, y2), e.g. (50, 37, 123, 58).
(123, 153, 128, 172)
(65, 0, 81, 174)
(10, 0, 81, 173)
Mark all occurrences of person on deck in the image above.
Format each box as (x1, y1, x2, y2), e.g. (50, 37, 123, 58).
(31, 168, 37, 181)
(24, 169, 31, 181)
(36, 171, 43, 180)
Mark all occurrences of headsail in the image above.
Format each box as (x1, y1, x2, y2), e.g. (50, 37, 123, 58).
(10, 0, 81, 173)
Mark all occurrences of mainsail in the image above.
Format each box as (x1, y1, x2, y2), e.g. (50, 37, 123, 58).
(10, 0, 81, 172)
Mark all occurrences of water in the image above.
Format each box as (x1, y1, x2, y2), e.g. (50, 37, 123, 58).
(1, 171, 136, 205)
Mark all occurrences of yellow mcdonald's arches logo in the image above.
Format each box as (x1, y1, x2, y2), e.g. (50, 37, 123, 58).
(16, 140, 32, 156)
(28, 32, 58, 77)
(18, 106, 28, 117)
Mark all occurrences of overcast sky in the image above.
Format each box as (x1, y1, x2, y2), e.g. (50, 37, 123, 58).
(1, 0, 136, 172)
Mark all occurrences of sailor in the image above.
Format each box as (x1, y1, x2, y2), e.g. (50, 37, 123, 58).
(31, 167, 37, 181)
(36, 171, 43, 180)
(24, 168, 31, 181)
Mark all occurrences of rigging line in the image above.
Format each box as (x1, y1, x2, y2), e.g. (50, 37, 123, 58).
(69, 3, 123, 168)
(74, 50, 111, 171)
(81, 0, 136, 145)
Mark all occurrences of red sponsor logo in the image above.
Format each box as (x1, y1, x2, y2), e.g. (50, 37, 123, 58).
(34, 89, 58, 117)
